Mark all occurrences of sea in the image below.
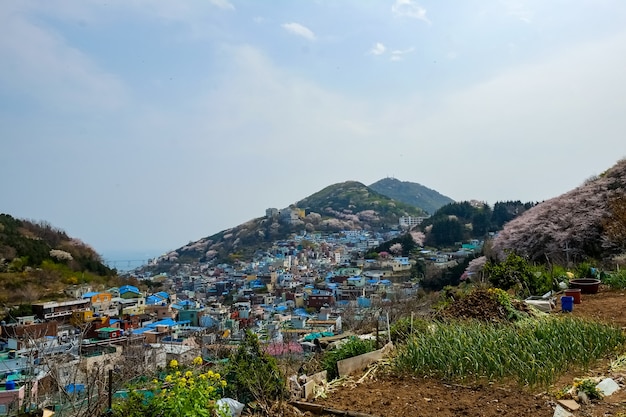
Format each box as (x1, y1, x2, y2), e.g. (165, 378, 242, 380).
(100, 249, 165, 272)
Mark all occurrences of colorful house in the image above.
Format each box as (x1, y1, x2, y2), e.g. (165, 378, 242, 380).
(97, 327, 122, 340)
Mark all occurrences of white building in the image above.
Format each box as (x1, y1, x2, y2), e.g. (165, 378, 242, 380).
(399, 216, 429, 228)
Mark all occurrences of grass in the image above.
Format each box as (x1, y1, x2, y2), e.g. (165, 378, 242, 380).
(393, 316, 626, 387)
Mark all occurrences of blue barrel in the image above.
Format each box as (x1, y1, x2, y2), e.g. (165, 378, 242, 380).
(5, 380, 16, 390)
(561, 296, 574, 312)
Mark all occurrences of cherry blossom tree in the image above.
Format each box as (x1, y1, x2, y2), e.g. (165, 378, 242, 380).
(389, 243, 403, 255)
(492, 158, 626, 263)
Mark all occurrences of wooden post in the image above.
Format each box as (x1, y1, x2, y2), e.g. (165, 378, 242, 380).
(108, 368, 113, 413)
(375, 317, 379, 350)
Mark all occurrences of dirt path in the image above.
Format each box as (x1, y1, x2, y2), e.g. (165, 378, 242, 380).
(305, 288, 626, 417)
(566, 289, 626, 328)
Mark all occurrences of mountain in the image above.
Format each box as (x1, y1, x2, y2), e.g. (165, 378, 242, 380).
(295, 181, 428, 223)
(369, 178, 455, 214)
(491, 158, 626, 264)
(151, 181, 428, 271)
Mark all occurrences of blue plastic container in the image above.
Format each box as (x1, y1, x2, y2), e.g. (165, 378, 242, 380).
(561, 296, 574, 312)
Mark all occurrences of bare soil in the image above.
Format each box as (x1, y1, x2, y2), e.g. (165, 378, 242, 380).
(301, 288, 626, 417)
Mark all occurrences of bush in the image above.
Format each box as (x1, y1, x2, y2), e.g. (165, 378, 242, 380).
(224, 330, 286, 406)
(601, 269, 626, 289)
(484, 251, 551, 296)
(575, 262, 597, 278)
(321, 337, 376, 380)
(112, 356, 228, 417)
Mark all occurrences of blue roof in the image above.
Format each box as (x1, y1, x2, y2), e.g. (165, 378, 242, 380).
(293, 308, 311, 317)
(147, 318, 178, 328)
(82, 291, 100, 298)
(120, 285, 140, 294)
(131, 327, 152, 335)
(146, 295, 164, 305)
(156, 291, 169, 300)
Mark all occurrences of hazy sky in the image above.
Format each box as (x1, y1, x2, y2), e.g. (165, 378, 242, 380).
(2, 0, 626, 261)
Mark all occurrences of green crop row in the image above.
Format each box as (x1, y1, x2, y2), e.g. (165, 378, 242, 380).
(393, 317, 625, 387)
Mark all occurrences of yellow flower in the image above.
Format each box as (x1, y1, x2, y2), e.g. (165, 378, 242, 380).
(193, 356, 203, 366)
(152, 379, 159, 384)
(164, 375, 173, 383)
(220, 380, 227, 388)
(169, 359, 179, 368)
(185, 370, 193, 378)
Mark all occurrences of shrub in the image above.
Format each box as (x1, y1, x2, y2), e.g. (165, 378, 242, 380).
(112, 356, 228, 417)
(484, 251, 551, 296)
(601, 269, 626, 289)
(224, 330, 286, 406)
(321, 337, 376, 380)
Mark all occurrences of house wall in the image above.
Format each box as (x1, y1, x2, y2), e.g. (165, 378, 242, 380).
(0, 384, 25, 414)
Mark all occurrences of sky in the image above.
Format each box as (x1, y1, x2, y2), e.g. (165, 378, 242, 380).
(2, 0, 626, 263)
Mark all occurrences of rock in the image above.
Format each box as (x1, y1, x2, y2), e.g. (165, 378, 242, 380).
(553, 405, 574, 417)
(557, 400, 580, 411)
(216, 398, 245, 417)
(596, 378, 620, 396)
(577, 391, 590, 405)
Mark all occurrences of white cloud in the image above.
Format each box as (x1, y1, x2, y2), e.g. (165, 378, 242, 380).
(208, 0, 235, 11)
(390, 47, 415, 61)
(369, 42, 386, 55)
(391, 0, 431, 24)
(281, 22, 316, 41)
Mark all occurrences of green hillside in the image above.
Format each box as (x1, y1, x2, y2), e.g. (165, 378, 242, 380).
(149, 181, 429, 272)
(296, 181, 428, 225)
(0, 214, 116, 304)
(369, 177, 454, 214)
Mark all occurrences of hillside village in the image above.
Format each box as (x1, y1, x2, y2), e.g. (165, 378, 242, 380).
(0, 209, 484, 415)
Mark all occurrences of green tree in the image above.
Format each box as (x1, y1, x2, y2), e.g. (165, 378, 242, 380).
(224, 330, 286, 408)
(484, 251, 549, 296)
(472, 209, 492, 237)
(427, 218, 465, 247)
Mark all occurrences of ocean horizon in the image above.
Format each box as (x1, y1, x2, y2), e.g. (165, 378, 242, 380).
(100, 249, 165, 272)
